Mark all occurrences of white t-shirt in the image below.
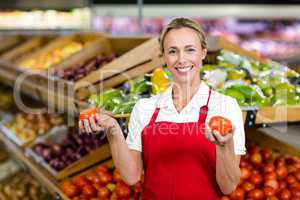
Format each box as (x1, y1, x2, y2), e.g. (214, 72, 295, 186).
(126, 82, 246, 155)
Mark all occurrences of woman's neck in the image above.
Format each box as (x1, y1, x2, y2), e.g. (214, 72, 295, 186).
(172, 78, 201, 112)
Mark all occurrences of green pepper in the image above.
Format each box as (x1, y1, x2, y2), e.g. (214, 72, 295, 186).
(223, 88, 246, 105)
(130, 79, 150, 95)
(114, 101, 136, 114)
(89, 89, 123, 107)
(227, 69, 247, 80)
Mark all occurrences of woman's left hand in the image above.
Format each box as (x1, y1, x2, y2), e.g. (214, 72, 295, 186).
(204, 125, 234, 146)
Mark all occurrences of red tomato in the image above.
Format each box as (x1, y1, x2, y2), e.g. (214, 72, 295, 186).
(278, 181, 287, 191)
(251, 174, 263, 186)
(248, 189, 265, 199)
(279, 189, 291, 200)
(250, 152, 262, 165)
(73, 176, 90, 187)
(276, 166, 288, 180)
(266, 196, 279, 200)
(264, 179, 279, 191)
(291, 187, 300, 197)
(208, 116, 233, 136)
(287, 175, 297, 185)
(99, 172, 113, 185)
(80, 108, 98, 121)
(240, 159, 249, 168)
(82, 185, 97, 197)
(229, 187, 245, 200)
(264, 172, 277, 180)
(97, 187, 110, 198)
(95, 165, 109, 176)
(91, 173, 102, 184)
(263, 163, 275, 173)
(295, 171, 300, 182)
(113, 169, 123, 182)
(240, 167, 251, 180)
(287, 165, 298, 174)
(261, 148, 273, 162)
(61, 181, 80, 198)
(115, 182, 132, 198)
(275, 157, 286, 168)
(93, 183, 102, 190)
(263, 187, 276, 196)
(241, 182, 255, 193)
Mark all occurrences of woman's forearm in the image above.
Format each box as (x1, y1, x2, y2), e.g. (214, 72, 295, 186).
(107, 125, 142, 185)
(216, 139, 241, 194)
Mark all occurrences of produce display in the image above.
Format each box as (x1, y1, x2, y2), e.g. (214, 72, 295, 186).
(0, 171, 51, 200)
(61, 165, 143, 199)
(32, 128, 107, 171)
(54, 54, 118, 81)
(89, 78, 151, 115)
(0, 159, 20, 181)
(17, 41, 84, 70)
(0, 85, 15, 112)
(148, 50, 300, 107)
(221, 144, 300, 199)
(4, 112, 64, 144)
(202, 50, 300, 107)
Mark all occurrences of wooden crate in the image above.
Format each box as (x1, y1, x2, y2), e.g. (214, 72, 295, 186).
(25, 126, 112, 181)
(73, 37, 163, 100)
(256, 105, 300, 124)
(0, 35, 56, 62)
(14, 33, 105, 72)
(246, 128, 300, 157)
(32, 36, 162, 115)
(207, 36, 271, 64)
(0, 35, 28, 55)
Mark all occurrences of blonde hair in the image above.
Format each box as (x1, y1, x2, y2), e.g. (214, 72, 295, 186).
(159, 17, 207, 53)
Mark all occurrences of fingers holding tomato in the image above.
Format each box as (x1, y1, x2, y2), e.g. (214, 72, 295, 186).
(205, 116, 234, 146)
(79, 108, 119, 135)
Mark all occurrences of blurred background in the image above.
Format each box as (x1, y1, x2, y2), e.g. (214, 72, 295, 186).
(0, 0, 300, 68)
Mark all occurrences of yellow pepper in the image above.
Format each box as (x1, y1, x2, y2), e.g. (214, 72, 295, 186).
(151, 67, 171, 95)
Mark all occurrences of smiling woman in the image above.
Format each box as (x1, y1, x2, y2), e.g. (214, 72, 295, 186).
(79, 17, 246, 200)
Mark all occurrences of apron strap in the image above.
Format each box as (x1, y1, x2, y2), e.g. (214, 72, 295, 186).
(198, 88, 211, 124)
(149, 108, 160, 124)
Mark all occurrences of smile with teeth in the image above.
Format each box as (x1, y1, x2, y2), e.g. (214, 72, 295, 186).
(175, 66, 194, 73)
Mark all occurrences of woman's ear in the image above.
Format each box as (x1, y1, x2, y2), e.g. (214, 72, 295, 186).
(202, 49, 207, 60)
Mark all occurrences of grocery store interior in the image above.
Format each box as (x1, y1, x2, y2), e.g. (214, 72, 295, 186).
(0, 0, 300, 199)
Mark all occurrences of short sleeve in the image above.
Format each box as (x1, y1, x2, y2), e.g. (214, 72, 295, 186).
(126, 100, 143, 152)
(228, 99, 246, 155)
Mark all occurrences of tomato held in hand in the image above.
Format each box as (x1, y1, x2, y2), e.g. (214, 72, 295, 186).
(80, 108, 99, 121)
(208, 116, 233, 136)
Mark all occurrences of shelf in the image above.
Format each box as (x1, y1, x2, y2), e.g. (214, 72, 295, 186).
(0, 129, 69, 200)
(92, 4, 300, 18)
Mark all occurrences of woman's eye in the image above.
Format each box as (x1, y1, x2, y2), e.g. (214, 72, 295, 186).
(186, 48, 196, 52)
(168, 49, 176, 54)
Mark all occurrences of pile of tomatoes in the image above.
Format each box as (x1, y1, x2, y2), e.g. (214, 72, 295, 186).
(221, 144, 300, 200)
(61, 165, 143, 200)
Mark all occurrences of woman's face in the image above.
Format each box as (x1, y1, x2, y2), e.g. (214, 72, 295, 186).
(163, 27, 207, 85)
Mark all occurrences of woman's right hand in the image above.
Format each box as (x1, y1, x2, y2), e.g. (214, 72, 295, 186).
(79, 109, 120, 135)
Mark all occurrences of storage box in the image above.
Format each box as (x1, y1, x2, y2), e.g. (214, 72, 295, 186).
(26, 126, 111, 180)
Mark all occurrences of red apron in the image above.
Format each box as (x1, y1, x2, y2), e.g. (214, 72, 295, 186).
(141, 88, 220, 200)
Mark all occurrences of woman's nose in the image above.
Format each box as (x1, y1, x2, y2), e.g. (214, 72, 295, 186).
(177, 51, 187, 65)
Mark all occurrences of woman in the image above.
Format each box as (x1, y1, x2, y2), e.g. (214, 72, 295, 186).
(80, 18, 246, 199)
